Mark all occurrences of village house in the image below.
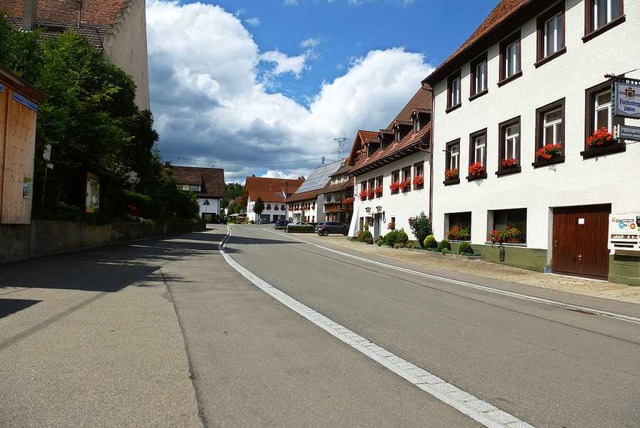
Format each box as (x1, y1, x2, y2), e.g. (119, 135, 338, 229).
(423, 0, 640, 284)
(243, 176, 304, 224)
(345, 85, 431, 240)
(4, 0, 150, 109)
(321, 164, 354, 225)
(166, 165, 225, 222)
(288, 160, 343, 224)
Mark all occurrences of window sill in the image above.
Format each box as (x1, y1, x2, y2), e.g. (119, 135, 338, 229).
(532, 155, 565, 168)
(497, 71, 522, 87)
(581, 142, 626, 159)
(534, 47, 567, 68)
(495, 166, 522, 177)
(390, 191, 399, 195)
(445, 103, 462, 114)
(583, 15, 626, 43)
(469, 89, 488, 102)
(466, 172, 487, 181)
(413, 185, 424, 190)
(443, 178, 460, 186)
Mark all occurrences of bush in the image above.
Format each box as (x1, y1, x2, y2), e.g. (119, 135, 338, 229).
(375, 237, 384, 246)
(458, 242, 474, 255)
(356, 230, 364, 241)
(361, 230, 373, 243)
(441, 248, 451, 255)
(423, 235, 438, 250)
(406, 241, 415, 249)
(437, 239, 451, 253)
(409, 212, 432, 248)
(394, 242, 405, 249)
(396, 229, 409, 245)
(286, 225, 315, 233)
(383, 231, 398, 247)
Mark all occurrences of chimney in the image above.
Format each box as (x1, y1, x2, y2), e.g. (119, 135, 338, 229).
(23, 0, 38, 30)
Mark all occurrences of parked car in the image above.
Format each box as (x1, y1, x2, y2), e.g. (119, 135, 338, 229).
(275, 219, 290, 228)
(315, 221, 348, 236)
(288, 221, 311, 227)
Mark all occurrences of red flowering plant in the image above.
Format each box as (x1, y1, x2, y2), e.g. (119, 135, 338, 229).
(535, 143, 563, 160)
(587, 127, 615, 147)
(447, 225, 471, 241)
(412, 175, 424, 187)
(359, 190, 368, 199)
(501, 157, 518, 168)
(468, 162, 485, 177)
(445, 168, 459, 180)
(399, 179, 411, 191)
(389, 181, 400, 192)
(342, 197, 354, 205)
(374, 186, 383, 197)
(387, 222, 396, 230)
(490, 225, 521, 244)
(367, 189, 375, 199)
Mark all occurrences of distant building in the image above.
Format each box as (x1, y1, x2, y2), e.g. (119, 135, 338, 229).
(321, 164, 354, 225)
(4, 0, 150, 109)
(167, 165, 225, 221)
(288, 160, 343, 224)
(243, 177, 304, 224)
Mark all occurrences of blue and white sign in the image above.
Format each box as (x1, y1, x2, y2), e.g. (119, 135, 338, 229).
(0, 83, 4, 93)
(12, 92, 38, 112)
(613, 80, 640, 119)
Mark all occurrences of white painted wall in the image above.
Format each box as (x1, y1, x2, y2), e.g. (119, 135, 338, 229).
(288, 196, 324, 223)
(247, 198, 287, 223)
(431, 0, 640, 253)
(349, 151, 430, 240)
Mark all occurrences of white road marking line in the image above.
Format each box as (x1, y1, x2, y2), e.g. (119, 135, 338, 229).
(220, 229, 533, 428)
(266, 229, 640, 326)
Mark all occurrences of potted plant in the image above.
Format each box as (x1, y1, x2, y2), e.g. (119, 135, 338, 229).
(367, 189, 374, 199)
(374, 186, 383, 197)
(447, 225, 471, 241)
(536, 143, 563, 160)
(501, 157, 518, 168)
(399, 179, 410, 192)
(359, 190, 368, 200)
(412, 175, 424, 187)
(389, 181, 400, 193)
(342, 197, 354, 205)
(387, 221, 396, 230)
(468, 162, 485, 177)
(587, 127, 615, 147)
(445, 168, 459, 180)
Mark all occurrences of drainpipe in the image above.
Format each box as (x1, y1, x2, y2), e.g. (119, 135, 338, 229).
(23, 0, 38, 31)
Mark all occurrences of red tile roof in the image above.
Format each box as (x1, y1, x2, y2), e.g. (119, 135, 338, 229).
(3, 0, 129, 27)
(243, 177, 304, 203)
(167, 166, 226, 199)
(424, 0, 530, 84)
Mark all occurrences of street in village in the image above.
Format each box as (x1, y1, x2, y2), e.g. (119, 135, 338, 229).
(1, 225, 639, 427)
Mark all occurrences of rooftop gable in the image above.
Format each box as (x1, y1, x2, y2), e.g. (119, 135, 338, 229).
(244, 176, 304, 203)
(167, 165, 226, 199)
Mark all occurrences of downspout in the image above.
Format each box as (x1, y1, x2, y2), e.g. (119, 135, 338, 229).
(22, 0, 37, 30)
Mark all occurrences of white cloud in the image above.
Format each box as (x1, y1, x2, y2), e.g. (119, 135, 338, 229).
(245, 17, 260, 27)
(300, 37, 321, 49)
(283, 0, 298, 5)
(260, 50, 307, 77)
(146, 0, 433, 183)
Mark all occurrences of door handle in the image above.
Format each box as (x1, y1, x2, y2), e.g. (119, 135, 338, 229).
(577, 254, 582, 262)
(554, 240, 558, 248)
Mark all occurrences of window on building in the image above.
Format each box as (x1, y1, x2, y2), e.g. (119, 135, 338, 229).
(413, 115, 421, 133)
(445, 139, 460, 183)
(585, 0, 624, 35)
(500, 33, 521, 84)
(470, 54, 488, 98)
(446, 212, 472, 241)
(535, 99, 565, 165)
(583, 82, 625, 157)
(469, 129, 487, 167)
(498, 117, 521, 174)
(491, 208, 527, 244)
(402, 167, 412, 192)
(391, 170, 400, 194)
(413, 162, 424, 189)
(537, 5, 565, 65)
(447, 71, 462, 111)
(376, 176, 384, 197)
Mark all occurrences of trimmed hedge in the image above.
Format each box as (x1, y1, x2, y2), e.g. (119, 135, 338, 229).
(286, 225, 315, 233)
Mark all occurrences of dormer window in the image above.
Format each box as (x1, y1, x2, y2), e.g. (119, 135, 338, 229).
(395, 127, 401, 142)
(413, 116, 421, 133)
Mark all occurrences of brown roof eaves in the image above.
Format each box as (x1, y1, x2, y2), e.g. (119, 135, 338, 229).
(287, 189, 322, 203)
(423, 0, 535, 85)
(0, 64, 45, 102)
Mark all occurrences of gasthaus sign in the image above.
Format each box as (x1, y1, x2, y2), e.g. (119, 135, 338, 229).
(613, 80, 640, 119)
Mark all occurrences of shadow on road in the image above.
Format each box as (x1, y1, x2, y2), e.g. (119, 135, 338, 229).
(0, 298, 41, 318)
(0, 230, 226, 293)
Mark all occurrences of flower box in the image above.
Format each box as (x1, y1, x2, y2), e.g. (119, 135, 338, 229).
(445, 168, 459, 181)
(447, 225, 470, 241)
(412, 175, 424, 188)
(468, 162, 485, 177)
(374, 186, 383, 197)
(501, 158, 518, 168)
(389, 181, 400, 193)
(367, 189, 374, 199)
(490, 226, 522, 244)
(587, 127, 615, 148)
(342, 197, 354, 205)
(359, 190, 368, 200)
(399, 179, 411, 192)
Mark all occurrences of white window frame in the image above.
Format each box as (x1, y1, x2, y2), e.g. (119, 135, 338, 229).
(475, 60, 487, 94)
(544, 12, 563, 57)
(505, 40, 521, 78)
(594, 89, 612, 131)
(594, 0, 621, 29)
(504, 124, 520, 160)
(543, 107, 563, 145)
(449, 143, 460, 170)
(450, 76, 461, 107)
(473, 134, 486, 165)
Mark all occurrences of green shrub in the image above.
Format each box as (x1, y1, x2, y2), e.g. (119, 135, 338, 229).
(383, 231, 398, 247)
(286, 225, 315, 233)
(423, 235, 438, 250)
(356, 230, 364, 241)
(396, 229, 409, 245)
(408, 212, 432, 248)
(361, 230, 373, 243)
(441, 248, 451, 255)
(375, 237, 384, 246)
(406, 241, 415, 249)
(437, 239, 451, 253)
(394, 242, 405, 249)
(458, 242, 474, 255)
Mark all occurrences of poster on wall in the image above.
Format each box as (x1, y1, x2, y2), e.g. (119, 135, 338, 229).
(608, 213, 640, 255)
(23, 177, 32, 199)
(85, 172, 100, 213)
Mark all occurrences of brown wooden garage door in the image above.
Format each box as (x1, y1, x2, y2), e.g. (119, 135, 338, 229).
(552, 204, 610, 279)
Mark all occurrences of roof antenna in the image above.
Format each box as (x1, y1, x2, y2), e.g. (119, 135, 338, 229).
(334, 133, 347, 159)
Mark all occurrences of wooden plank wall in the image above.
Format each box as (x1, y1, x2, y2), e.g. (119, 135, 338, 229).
(1, 89, 37, 224)
(0, 84, 7, 216)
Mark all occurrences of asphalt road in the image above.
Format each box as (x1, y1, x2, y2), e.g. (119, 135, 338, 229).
(219, 225, 640, 427)
(2, 226, 638, 427)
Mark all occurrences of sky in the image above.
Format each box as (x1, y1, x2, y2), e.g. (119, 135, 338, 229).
(146, 0, 499, 183)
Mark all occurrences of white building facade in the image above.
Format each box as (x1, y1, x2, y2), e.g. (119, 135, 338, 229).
(425, 0, 640, 283)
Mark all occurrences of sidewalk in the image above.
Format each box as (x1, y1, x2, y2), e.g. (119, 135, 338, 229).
(299, 233, 640, 305)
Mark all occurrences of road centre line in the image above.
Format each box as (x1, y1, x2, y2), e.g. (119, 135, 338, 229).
(266, 229, 640, 326)
(221, 228, 533, 428)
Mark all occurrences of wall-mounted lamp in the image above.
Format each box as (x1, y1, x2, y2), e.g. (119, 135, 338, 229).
(365, 207, 371, 213)
(375, 206, 382, 212)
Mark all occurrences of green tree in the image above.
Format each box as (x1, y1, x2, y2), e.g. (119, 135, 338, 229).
(408, 212, 432, 248)
(221, 183, 244, 209)
(253, 197, 265, 218)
